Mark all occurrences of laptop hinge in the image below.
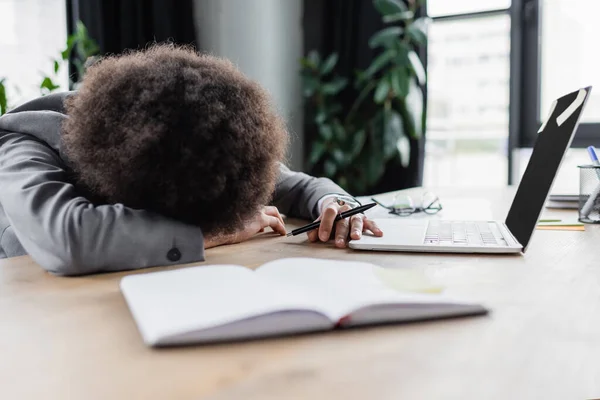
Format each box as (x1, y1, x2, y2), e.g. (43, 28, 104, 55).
(498, 222, 523, 249)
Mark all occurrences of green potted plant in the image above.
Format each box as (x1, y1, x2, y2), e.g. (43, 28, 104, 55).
(41, 21, 100, 94)
(0, 78, 8, 116)
(0, 21, 99, 116)
(301, 0, 428, 194)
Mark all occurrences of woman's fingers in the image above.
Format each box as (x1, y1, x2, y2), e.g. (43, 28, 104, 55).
(263, 206, 285, 227)
(318, 202, 341, 242)
(261, 213, 287, 236)
(334, 215, 351, 248)
(349, 214, 365, 240)
(363, 219, 383, 236)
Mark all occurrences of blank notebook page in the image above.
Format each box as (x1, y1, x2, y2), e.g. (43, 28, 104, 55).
(255, 258, 472, 320)
(120, 265, 325, 344)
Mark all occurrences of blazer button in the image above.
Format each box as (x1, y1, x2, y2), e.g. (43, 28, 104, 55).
(167, 248, 181, 262)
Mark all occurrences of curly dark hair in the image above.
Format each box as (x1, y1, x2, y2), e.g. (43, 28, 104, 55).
(62, 44, 288, 235)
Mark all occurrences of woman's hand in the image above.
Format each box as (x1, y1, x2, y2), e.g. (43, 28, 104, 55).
(204, 206, 286, 249)
(307, 197, 383, 248)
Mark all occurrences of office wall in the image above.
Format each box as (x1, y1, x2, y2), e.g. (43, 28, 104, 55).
(193, 0, 304, 171)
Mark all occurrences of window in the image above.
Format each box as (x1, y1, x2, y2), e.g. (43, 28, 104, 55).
(540, 0, 600, 123)
(424, 1, 512, 187)
(425, 0, 598, 189)
(515, 0, 600, 190)
(0, 0, 68, 108)
(428, 0, 511, 17)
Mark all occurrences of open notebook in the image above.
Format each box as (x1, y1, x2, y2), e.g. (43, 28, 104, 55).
(121, 258, 488, 346)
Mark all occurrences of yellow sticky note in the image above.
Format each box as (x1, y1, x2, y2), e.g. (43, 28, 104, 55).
(373, 267, 444, 294)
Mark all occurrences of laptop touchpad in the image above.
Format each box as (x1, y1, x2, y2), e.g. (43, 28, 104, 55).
(353, 218, 428, 246)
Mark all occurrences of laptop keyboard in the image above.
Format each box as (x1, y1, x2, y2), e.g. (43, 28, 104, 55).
(423, 221, 508, 247)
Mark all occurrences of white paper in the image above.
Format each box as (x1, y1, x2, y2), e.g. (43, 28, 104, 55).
(256, 258, 475, 320)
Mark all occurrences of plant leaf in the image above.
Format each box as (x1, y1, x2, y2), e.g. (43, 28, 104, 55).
(332, 148, 346, 165)
(406, 23, 427, 46)
(374, 78, 390, 104)
(383, 109, 404, 159)
(0, 78, 7, 116)
(363, 120, 386, 185)
(333, 121, 346, 141)
(73, 58, 84, 79)
(390, 67, 409, 97)
(364, 49, 395, 78)
(397, 135, 411, 168)
(40, 77, 60, 93)
(389, 72, 400, 98)
(414, 16, 432, 31)
(408, 51, 426, 85)
(54, 60, 60, 74)
(303, 75, 319, 97)
(307, 141, 327, 169)
(319, 124, 333, 141)
(300, 57, 316, 70)
(62, 35, 76, 60)
(308, 50, 321, 68)
(83, 40, 100, 57)
(402, 79, 424, 139)
(324, 159, 337, 178)
(349, 129, 366, 158)
(392, 41, 411, 70)
(315, 110, 327, 125)
(322, 76, 348, 95)
(373, 0, 408, 16)
(383, 11, 414, 23)
(76, 20, 87, 36)
(320, 53, 339, 75)
(368, 27, 403, 49)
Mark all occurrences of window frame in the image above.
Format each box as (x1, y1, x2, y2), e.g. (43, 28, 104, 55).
(427, 2, 515, 184)
(510, 0, 539, 183)
(520, 0, 600, 149)
(428, 0, 598, 185)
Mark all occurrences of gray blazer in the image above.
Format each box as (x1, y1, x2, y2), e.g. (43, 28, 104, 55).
(0, 92, 346, 275)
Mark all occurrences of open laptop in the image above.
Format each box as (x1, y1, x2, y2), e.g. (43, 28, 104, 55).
(349, 86, 592, 254)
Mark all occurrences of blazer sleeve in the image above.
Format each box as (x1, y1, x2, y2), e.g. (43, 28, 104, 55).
(271, 163, 350, 220)
(0, 132, 205, 276)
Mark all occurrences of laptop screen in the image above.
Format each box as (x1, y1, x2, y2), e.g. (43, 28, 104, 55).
(505, 87, 591, 251)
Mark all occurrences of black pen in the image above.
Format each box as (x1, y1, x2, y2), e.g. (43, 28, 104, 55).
(285, 203, 377, 237)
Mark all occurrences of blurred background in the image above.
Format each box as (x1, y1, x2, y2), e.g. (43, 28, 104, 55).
(1, 0, 598, 195)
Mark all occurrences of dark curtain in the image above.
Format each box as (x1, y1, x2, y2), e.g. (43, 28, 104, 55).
(67, 0, 197, 54)
(303, 0, 427, 192)
(304, 0, 386, 86)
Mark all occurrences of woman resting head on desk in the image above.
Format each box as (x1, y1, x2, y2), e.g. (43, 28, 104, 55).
(0, 44, 382, 276)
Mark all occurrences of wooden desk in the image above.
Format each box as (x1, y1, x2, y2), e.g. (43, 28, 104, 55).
(1, 187, 600, 399)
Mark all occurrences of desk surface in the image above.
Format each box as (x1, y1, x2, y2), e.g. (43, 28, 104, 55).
(1, 187, 599, 400)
